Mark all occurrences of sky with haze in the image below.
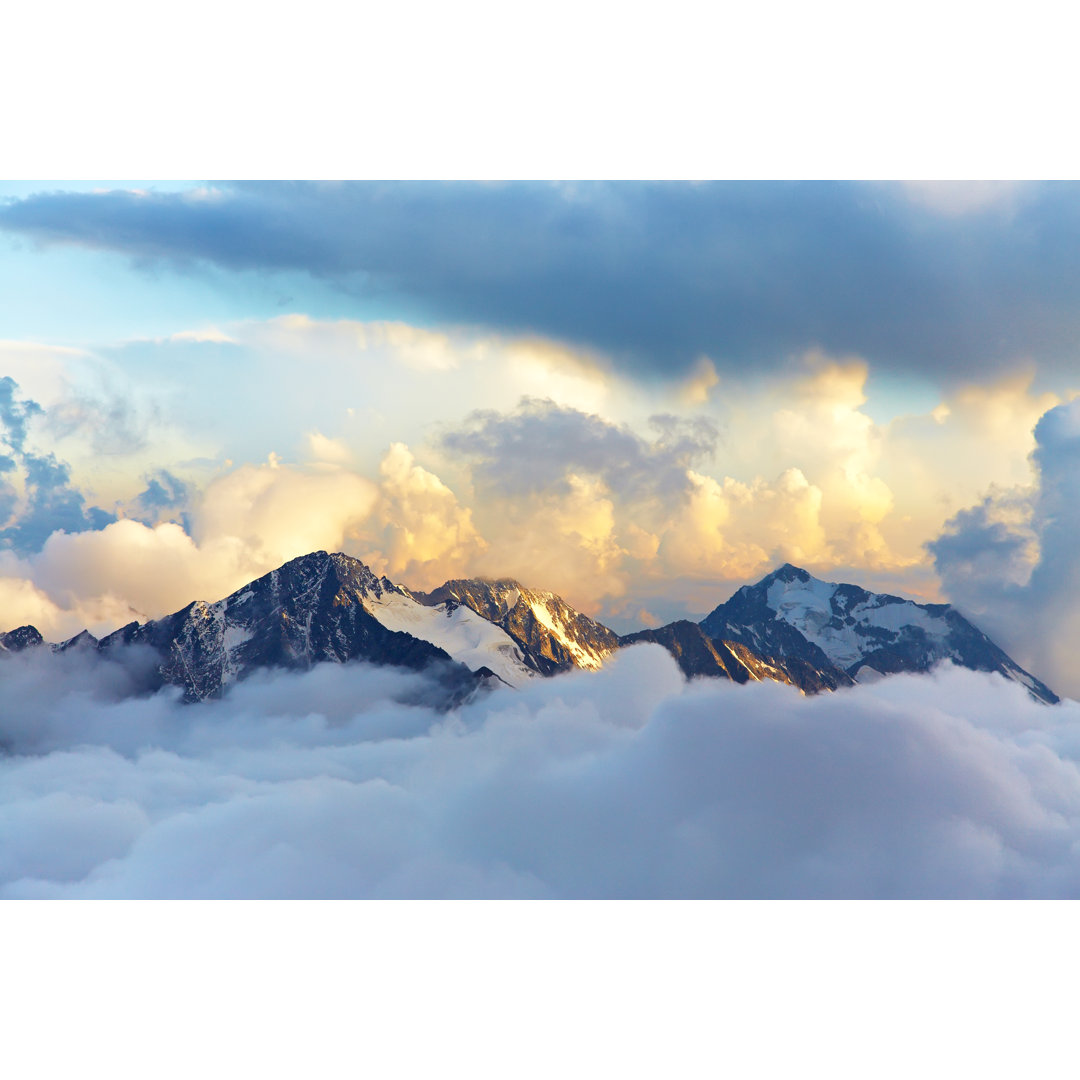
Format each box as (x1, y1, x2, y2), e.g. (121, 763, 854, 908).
(3, 180, 1080, 694)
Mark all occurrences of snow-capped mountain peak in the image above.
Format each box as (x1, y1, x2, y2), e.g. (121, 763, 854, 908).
(701, 564, 1057, 703)
(0, 553, 1059, 706)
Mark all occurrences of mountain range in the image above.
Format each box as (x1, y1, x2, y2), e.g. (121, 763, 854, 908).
(0, 551, 1059, 705)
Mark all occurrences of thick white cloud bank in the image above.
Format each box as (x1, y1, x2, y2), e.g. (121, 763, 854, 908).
(4, 644, 1080, 899)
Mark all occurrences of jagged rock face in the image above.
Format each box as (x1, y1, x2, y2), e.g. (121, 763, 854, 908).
(700, 563, 1058, 703)
(619, 621, 781, 685)
(361, 581, 536, 687)
(0, 555, 563, 704)
(620, 621, 740, 681)
(700, 565, 846, 676)
(414, 578, 620, 675)
(98, 551, 477, 703)
(0, 625, 44, 652)
(55, 629, 100, 653)
(0, 554, 1058, 705)
(618, 620, 850, 693)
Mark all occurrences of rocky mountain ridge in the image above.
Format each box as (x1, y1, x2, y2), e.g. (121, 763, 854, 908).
(410, 578, 619, 675)
(0, 553, 1059, 705)
(697, 563, 1057, 704)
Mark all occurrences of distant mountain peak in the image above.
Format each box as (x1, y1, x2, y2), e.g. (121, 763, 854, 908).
(767, 562, 813, 583)
(56, 629, 99, 653)
(0, 625, 44, 652)
(0, 552, 1059, 706)
(698, 563, 1056, 703)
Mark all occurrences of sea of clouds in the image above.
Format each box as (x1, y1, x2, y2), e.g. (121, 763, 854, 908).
(4, 643, 1080, 898)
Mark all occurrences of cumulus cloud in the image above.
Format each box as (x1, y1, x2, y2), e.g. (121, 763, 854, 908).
(432, 387, 911, 612)
(696, 358, 1062, 601)
(443, 397, 718, 504)
(882, 369, 1058, 517)
(191, 457, 379, 565)
(437, 399, 724, 606)
(930, 397, 1080, 697)
(119, 325, 1057, 608)
(0, 459, 382, 637)
(0, 444, 484, 641)
(0, 334, 1063, 638)
(761, 358, 895, 566)
(361, 442, 487, 590)
(2, 644, 1080, 898)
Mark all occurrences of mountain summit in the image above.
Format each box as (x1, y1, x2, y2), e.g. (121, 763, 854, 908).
(698, 564, 1058, 703)
(0, 552, 619, 704)
(0, 555, 1058, 705)
(99, 551, 481, 702)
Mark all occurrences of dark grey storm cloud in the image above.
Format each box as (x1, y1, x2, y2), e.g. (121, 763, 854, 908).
(441, 397, 717, 503)
(4, 644, 1080, 898)
(6, 182, 1080, 381)
(931, 397, 1080, 697)
(0, 377, 115, 553)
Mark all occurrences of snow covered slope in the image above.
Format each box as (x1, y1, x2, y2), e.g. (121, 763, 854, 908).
(699, 564, 1058, 703)
(91, 552, 479, 701)
(412, 578, 619, 674)
(0, 556, 565, 701)
(363, 588, 535, 687)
